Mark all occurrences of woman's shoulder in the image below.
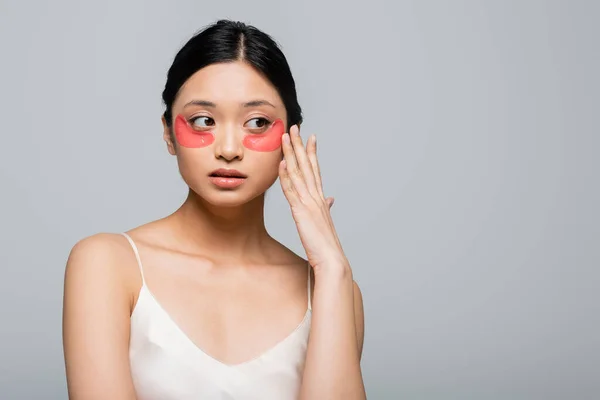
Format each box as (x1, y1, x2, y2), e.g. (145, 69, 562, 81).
(68, 218, 163, 263)
(68, 232, 137, 266)
(64, 231, 144, 302)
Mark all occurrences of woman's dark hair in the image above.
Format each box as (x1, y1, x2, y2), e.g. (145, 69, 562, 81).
(161, 19, 303, 131)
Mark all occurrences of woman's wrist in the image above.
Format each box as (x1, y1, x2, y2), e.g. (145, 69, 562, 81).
(312, 255, 353, 282)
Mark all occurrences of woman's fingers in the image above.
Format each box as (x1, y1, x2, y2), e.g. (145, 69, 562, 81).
(279, 159, 299, 205)
(288, 125, 320, 200)
(280, 124, 332, 208)
(306, 134, 325, 200)
(281, 131, 309, 199)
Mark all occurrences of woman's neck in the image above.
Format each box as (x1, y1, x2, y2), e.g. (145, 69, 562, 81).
(167, 189, 274, 262)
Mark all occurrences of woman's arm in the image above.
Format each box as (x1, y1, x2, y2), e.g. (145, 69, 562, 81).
(278, 127, 367, 399)
(300, 265, 366, 399)
(63, 234, 138, 400)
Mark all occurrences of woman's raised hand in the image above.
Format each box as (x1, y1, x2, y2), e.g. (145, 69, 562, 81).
(278, 125, 349, 275)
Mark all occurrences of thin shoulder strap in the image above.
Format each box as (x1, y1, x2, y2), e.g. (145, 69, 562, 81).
(121, 232, 146, 285)
(307, 262, 312, 311)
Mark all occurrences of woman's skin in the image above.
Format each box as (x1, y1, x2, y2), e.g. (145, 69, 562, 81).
(62, 61, 366, 399)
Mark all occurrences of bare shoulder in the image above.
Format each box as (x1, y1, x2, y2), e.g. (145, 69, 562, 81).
(68, 232, 129, 261)
(64, 233, 141, 308)
(67, 233, 133, 276)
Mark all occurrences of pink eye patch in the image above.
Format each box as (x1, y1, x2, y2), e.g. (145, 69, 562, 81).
(242, 119, 285, 152)
(173, 114, 215, 148)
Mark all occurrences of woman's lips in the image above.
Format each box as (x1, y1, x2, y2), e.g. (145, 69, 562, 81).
(208, 176, 246, 189)
(208, 169, 247, 189)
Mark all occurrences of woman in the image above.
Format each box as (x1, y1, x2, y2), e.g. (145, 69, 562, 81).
(63, 19, 365, 400)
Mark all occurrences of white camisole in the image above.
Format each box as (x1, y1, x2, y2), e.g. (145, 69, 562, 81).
(121, 233, 312, 400)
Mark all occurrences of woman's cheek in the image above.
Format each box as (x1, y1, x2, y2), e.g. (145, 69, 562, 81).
(242, 119, 284, 152)
(174, 114, 215, 148)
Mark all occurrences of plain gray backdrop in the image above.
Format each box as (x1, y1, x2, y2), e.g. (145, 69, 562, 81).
(1, 0, 598, 399)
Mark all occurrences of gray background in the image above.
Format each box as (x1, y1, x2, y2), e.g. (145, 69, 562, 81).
(0, 0, 598, 399)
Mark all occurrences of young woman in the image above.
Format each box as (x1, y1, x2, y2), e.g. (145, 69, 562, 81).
(63, 19, 365, 400)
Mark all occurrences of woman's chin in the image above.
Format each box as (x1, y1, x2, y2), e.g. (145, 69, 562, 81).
(196, 188, 263, 208)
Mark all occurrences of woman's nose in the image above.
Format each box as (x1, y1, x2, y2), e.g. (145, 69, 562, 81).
(213, 125, 244, 161)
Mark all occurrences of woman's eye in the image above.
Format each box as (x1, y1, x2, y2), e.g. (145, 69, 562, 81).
(190, 116, 214, 128)
(246, 118, 271, 129)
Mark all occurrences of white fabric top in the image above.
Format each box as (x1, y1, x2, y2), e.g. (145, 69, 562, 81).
(121, 232, 312, 400)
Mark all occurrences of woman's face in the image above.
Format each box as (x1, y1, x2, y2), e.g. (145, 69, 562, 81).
(163, 61, 288, 207)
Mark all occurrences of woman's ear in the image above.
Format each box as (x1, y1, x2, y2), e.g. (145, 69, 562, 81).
(161, 115, 177, 156)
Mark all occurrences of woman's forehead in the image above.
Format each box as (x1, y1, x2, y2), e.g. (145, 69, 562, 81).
(174, 62, 283, 109)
